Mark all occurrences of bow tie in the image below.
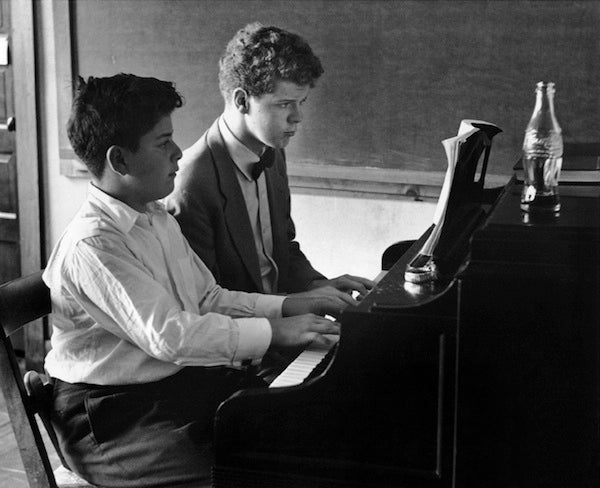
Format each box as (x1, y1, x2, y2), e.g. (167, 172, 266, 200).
(251, 148, 275, 180)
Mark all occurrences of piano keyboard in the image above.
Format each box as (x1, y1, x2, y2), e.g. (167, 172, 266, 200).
(269, 271, 385, 388)
(269, 335, 339, 388)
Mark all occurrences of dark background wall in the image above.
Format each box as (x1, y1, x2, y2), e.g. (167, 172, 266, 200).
(71, 0, 599, 177)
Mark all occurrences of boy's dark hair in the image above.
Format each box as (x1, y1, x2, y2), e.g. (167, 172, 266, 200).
(218, 22, 324, 100)
(67, 73, 183, 178)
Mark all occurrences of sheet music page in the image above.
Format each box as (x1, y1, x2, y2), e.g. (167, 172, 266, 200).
(419, 122, 480, 257)
(404, 119, 501, 283)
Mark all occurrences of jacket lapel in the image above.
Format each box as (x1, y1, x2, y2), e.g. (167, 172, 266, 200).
(206, 121, 264, 292)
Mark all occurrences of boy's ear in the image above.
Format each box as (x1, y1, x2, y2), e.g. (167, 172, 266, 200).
(232, 88, 249, 114)
(106, 145, 128, 176)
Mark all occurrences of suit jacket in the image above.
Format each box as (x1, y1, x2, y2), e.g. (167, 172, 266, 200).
(165, 119, 325, 294)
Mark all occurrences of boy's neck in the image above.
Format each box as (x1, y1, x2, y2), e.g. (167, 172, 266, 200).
(92, 179, 148, 213)
(222, 107, 265, 156)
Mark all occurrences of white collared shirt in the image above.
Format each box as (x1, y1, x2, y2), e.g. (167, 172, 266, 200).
(43, 183, 284, 385)
(218, 117, 279, 293)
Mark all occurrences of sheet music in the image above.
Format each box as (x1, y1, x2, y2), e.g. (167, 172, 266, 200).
(421, 121, 485, 256)
(404, 119, 501, 283)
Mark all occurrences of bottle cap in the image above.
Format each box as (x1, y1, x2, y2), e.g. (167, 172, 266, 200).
(536, 81, 555, 94)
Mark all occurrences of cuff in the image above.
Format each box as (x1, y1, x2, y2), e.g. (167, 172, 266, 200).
(254, 293, 285, 318)
(232, 317, 272, 365)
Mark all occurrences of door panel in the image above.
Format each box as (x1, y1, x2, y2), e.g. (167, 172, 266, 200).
(0, 0, 20, 352)
(0, 0, 16, 286)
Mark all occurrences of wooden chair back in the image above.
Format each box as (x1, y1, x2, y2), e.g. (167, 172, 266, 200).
(0, 271, 95, 488)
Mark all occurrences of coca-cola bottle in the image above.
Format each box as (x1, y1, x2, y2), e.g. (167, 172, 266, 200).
(520, 81, 563, 213)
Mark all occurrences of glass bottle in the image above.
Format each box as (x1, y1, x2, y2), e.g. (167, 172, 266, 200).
(520, 81, 563, 213)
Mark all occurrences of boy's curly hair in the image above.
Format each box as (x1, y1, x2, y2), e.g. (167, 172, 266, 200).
(218, 22, 324, 99)
(67, 73, 183, 178)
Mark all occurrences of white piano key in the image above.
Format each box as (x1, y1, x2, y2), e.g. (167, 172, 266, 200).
(269, 335, 338, 388)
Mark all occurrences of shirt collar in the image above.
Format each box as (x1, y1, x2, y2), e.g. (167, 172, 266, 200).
(218, 116, 261, 181)
(87, 182, 163, 234)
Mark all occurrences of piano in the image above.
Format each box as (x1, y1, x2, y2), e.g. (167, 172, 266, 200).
(213, 167, 600, 486)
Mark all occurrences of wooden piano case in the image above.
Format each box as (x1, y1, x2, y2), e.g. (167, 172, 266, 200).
(213, 179, 600, 488)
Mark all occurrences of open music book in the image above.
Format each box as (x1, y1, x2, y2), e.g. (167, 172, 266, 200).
(405, 120, 502, 283)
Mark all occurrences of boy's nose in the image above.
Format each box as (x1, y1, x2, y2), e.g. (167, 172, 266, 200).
(289, 106, 303, 124)
(172, 142, 183, 160)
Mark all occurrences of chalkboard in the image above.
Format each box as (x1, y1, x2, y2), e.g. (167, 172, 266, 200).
(60, 0, 600, 181)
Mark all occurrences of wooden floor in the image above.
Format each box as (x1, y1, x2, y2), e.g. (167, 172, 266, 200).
(0, 377, 61, 488)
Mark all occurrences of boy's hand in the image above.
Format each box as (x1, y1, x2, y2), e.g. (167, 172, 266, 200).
(308, 274, 376, 299)
(282, 292, 357, 319)
(269, 314, 340, 349)
(289, 285, 356, 303)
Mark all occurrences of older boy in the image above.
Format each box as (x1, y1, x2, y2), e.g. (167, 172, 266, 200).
(44, 73, 348, 487)
(165, 23, 375, 296)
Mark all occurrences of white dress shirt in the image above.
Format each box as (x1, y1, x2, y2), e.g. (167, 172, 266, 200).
(218, 117, 279, 293)
(43, 184, 284, 385)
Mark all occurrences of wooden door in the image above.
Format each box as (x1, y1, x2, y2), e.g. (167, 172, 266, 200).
(2, 0, 43, 368)
(0, 0, 16, 287)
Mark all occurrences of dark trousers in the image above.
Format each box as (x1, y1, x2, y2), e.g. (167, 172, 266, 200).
(52, 367, 266, 488)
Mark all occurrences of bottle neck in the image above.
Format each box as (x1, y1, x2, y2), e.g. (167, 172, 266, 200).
(527, 84, 561, 133)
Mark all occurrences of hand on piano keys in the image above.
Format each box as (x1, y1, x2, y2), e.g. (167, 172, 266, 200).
(283, 285, 359, 319)
(268, 270, 385, 388)
(269, 313, 339, 349)
(268, 268, 388, 388)
(307, 274, 377, 299)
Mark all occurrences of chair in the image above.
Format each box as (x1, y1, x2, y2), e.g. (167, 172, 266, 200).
(0, 270, 95, 487)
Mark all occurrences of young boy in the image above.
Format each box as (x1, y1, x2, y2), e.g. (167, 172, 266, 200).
(44, 73, 348, 488)
(164, 23, 375, 297)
